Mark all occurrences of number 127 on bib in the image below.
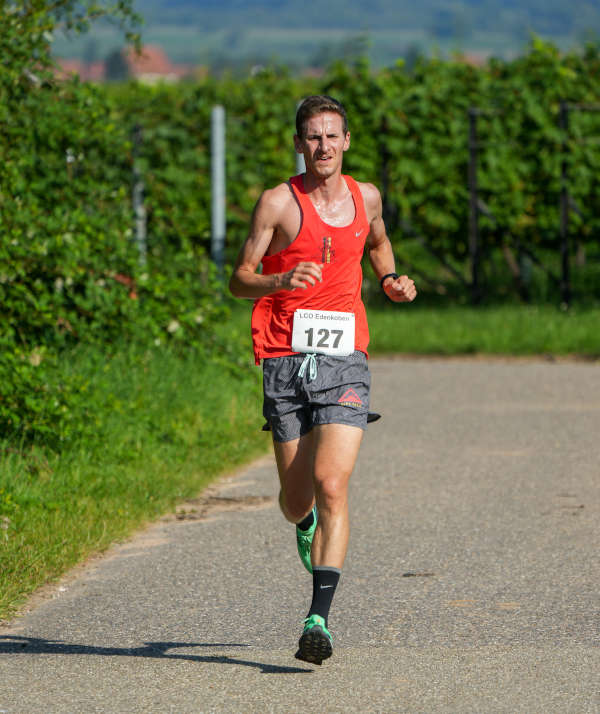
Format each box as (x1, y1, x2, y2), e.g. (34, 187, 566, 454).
(291, 309, 355, 357)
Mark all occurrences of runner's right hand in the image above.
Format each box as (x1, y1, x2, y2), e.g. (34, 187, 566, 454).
(281, 262, 323, 291)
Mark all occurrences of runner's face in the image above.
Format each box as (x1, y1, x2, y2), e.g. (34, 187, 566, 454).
(295, 112, 350, 179)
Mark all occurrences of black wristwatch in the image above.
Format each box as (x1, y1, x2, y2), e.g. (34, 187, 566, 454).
(379, 272, 399, 289)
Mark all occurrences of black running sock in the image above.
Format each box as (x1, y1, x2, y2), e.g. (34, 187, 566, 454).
(296, 508, 315, 532)
(308, 567, 341, 626)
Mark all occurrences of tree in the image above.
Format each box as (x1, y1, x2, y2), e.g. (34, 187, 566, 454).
(0, 0, 141, 443)
(0, 1, 141, 80)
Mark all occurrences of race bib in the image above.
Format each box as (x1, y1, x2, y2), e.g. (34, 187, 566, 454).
(291, 309, 355, 357)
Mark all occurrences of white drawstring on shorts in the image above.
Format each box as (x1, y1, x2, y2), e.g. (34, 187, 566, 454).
(298, 353, 317, 381)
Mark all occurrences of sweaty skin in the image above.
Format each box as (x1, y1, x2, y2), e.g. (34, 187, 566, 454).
(230, 113, 417, 304)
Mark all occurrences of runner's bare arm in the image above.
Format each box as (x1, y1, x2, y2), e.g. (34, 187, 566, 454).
(229, 187, 322, 299)
(362, 182, 417, 303)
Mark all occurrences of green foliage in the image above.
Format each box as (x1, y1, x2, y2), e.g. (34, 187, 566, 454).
(108, 82, 214, 255)
(108, 68, 316, 254)
(223, 67, 313, 242)
(323, 57, 384, 181)
(380, 57, 483, 246)
(0, 3, 224, 446)
(1, 1, 140, 76)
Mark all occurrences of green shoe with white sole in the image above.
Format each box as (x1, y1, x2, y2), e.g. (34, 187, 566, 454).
(295, 506, 317, 574)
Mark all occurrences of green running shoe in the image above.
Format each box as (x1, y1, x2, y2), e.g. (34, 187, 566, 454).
(295, 614, 333, 665)
(296, 506, 317, 573)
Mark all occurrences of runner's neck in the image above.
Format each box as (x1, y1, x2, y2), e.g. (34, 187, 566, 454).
(302, 173, 353, 227)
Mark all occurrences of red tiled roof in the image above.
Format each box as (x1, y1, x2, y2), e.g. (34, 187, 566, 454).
(55, 45, 192, 82)
(55, 58, 105, 81)
(125, 45, 191, 79)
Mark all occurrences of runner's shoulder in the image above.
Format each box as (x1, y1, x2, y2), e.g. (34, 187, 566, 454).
(257, 182, 297, 220)
(355, 180, 382, 219)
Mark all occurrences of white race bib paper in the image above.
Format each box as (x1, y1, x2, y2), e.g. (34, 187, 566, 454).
(291, 309, 355, 357)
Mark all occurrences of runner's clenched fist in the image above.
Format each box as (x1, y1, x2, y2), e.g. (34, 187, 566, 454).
(280, 262, 323, 290)
(382, 275, 417, 303)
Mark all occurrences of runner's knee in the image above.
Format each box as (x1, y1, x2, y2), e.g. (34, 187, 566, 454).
(280, 488, 313, 523)
(314, 474, 347, 511)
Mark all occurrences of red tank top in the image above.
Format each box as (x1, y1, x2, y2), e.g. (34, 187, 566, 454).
(251, 174, 370, 364)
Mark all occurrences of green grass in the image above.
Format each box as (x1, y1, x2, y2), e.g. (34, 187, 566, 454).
(0, 342, 270, 621)
(227, 300, 600, 357)
(366, 303, 600, 357)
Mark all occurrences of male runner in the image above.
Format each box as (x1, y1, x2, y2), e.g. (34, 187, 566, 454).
(229, 95, 416, 664)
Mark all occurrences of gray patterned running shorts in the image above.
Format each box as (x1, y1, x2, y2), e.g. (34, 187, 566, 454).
(262, 350, 371, 442)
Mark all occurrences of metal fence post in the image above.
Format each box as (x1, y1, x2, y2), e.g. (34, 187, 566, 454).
(559, 101, 570, 307)
(211, 105, 226, 271)
(132, 124, 147, 266)
(468, 107, 482, 304)
(295, 100, 306, 175)
(296, 149, 306, 175)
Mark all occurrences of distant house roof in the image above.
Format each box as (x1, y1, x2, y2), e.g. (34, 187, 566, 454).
(453, 51, 488, 67)
(54, 45, 192, 83)
(125, 45, 191, 83)
(55, 58, 105, 81)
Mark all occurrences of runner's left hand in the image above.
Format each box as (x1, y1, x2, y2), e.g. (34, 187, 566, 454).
(383, 275, 417, 303)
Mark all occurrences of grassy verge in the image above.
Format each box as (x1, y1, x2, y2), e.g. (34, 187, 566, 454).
(366, 303, 600, 357)
(227, 301, 600, 357)
(0, 342, 270, 621)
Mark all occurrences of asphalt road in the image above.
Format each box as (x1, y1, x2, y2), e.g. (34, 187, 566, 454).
(1, 358, 598, 713)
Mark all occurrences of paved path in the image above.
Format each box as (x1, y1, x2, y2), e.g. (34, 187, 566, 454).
(1, 358, 599, 713)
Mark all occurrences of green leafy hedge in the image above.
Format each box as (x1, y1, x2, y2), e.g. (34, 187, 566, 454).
(106, 46, 600, 293)
(0, 50, 225, 445)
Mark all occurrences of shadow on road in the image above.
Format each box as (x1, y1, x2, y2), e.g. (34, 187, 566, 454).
(0, 635, 312, 674)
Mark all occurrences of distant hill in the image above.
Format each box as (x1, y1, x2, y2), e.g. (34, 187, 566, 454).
(139, 0, 599, 38)
(52, 0, 600, 71)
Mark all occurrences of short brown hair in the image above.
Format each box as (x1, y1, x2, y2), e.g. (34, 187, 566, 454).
(295, 95, 348, 139)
